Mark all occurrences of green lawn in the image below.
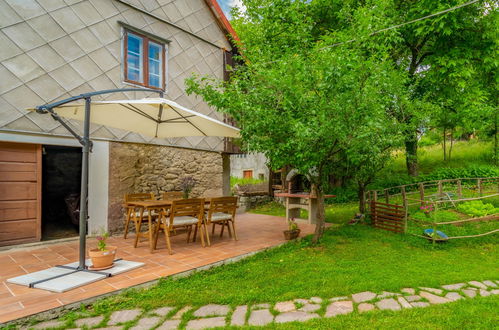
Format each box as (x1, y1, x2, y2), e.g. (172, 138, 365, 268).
(37, 199, 497, 329)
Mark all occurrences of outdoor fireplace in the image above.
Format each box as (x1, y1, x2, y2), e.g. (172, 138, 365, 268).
(274, 169, 334, 224)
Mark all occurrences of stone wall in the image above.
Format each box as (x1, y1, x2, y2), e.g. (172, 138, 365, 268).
(108, 141, 223, 233)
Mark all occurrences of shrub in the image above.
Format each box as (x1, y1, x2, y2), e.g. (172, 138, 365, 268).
(457, 200, 499, 217)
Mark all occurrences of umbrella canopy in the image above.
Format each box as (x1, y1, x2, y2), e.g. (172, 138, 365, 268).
(44, 97, 240, 138)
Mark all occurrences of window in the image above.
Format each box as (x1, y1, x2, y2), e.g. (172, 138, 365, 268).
(124, 30, 165, 90)
(243, 170, 253, 179)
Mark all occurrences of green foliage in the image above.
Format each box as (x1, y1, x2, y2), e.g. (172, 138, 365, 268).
(457, 200, 499, 217)
(410, 210, 460, 223)
(230, 176, 264, 188)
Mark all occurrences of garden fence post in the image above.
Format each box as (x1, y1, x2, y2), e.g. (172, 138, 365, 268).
(438, 181, 443, 197)
(477, 179, 482, 196)
(419, 183, 425, 206)
(384, 189, 389, 204)
(457, 180, 462, 199)
(401, 186, 408, 233)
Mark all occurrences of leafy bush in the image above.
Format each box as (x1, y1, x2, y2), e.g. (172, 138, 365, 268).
(230, 176, 264, 188)
(418, 165, 499, 182)
(457, 200, 499, 217)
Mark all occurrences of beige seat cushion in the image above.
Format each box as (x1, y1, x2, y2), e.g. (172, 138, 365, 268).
(210, 212, 232, 222)
(172, 216, 199, 226)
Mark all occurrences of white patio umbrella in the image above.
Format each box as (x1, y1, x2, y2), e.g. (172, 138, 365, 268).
(30, 88, 239, 273)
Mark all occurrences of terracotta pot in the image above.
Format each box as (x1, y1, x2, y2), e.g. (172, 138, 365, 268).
(283, 229, 301, 240)
(88, 246, 117, 269)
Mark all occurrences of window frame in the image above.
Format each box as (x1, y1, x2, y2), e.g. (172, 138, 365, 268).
(123, 29, 166, 91)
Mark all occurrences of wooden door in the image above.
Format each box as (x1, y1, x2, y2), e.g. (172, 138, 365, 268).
(0, 142, 42, 246)
(243, 170, 253, 179)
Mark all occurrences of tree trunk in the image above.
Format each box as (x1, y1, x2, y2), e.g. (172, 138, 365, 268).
(405, 132, 419, 176)
(443, 128, 447, 161)
(358, 183, 366, 214)
(312, 188, 325, 244)
(495, 112, 498, 165)
(449, 128, 454, 161)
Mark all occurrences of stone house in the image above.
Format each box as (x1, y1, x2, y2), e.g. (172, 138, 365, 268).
(0, 0, 239, 246)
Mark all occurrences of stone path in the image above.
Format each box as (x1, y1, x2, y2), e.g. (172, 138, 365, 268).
(29, 280, 498, 329)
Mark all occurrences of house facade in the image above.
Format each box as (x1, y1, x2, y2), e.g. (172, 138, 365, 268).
(0, 0, 238, 246)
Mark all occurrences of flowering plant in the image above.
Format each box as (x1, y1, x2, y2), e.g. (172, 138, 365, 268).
(420, 202, 434, 218)
(96, 232, 109, 251)
(180, 176, 196, 199)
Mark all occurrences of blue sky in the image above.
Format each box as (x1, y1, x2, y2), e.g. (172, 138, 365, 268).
(217, 0, 244, 19)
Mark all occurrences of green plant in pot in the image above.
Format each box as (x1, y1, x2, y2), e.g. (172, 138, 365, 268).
(284, 218, 300, 240)
(88, 231, 116, 270)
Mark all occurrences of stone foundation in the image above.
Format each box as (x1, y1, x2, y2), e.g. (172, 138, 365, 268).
(238, 195, 272, 213)
(108, 142, 223, 233)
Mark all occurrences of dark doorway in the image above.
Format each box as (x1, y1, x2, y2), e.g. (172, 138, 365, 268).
(42, 145, 82, 240)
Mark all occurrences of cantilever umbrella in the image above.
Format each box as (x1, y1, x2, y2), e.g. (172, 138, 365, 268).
(30, 88, 239, 274)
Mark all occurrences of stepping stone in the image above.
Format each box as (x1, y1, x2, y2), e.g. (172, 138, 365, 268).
(401, 288, 415, 295)
(310, 297, 322, 304)
(172, 306, 191, 319)
(419, 287, 443, 295)
(462, 289, 477, 298)
(376, 298, 401, 311)
(479, 289, 491, 297)
(377, 291, 401, 299)
(231, 305, 247, 326)
(253, 303, 270, 309)
(32, 320, 64, 329)
(411, 302, 430, 308)
(109, 309, 141, 325)
(358, 303, 375, 313)
(468, 281, 487, 289)
(293, 299, 309, 305)
(419, 291, 451, 304)
(275, 311, 319, 323)
(441, 283, 465, 291)
(274, 301, 296, 312)
(94, 327, 122, 330)
(248, 309, 273, 326)
(329, 296, 348, 302)
(298, 303, 321, 313)
(351, 291, 376, 303)
(405, 295, 422, 302)
(482, 280, 497, 288)
(325, 301, 353, 317)
(156, 320, 181, 330)
(445, 292, 463, 301)
(75, 315, 104, 327)
(491, 290, 499, 295)
(186, 317, 226, 330)
(193, 304, 230, 317)
(397, 297, 412, 309)
(152, 307, 174, 316)
(131, 316, 161, 330)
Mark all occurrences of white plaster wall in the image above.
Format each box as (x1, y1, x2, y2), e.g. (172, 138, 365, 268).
(88, 140, 109, 235)
(230, 152, 269, 180)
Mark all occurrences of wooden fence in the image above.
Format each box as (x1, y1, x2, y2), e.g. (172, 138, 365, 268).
(370, 201, 406, 233)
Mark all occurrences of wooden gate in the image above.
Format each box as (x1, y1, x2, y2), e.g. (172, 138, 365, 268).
(0, 142, 42, 246)
(370, 201, 405, 233)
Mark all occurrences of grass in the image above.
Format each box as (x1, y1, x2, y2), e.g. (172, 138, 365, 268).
(230, 176, 265, 188)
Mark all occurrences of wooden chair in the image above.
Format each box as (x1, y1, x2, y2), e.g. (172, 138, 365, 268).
(162, 191, 183, 201)
(123, 193, 154, 239)
(154, 198, 207, 254)
(205, 197, 238, 245)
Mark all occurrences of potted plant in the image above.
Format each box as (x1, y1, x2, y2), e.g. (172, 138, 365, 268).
(283, 218, 301, 240)
(88, 232, 117, 270)
(180, 176, 196, 199)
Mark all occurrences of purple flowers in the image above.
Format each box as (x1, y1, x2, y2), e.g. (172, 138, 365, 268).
(180, 176, 196, 199)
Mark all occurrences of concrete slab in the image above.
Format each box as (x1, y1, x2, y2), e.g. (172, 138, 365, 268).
(34, 271, 107, 293)
(7, 267, 74, 286)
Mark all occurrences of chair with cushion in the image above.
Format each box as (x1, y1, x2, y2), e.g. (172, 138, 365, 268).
(162, 191, 183, 201)
(154, 198, 206, 254)
(205, 197, 238, 245)
(123, 193, 155, 239)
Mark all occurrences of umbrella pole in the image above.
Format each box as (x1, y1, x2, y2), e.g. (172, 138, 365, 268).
(78, 97, 91, 270)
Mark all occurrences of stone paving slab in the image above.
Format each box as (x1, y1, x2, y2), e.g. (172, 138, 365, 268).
(441, 283, 465, 291)
(193, 304, 230, 317)
(479, 289, 491, 297)
(445, 292, 463, 301)
(351, 291, 376, 303)
(411, 302, 430, 308)
(405, 295, 422, 302)
(274, 301, 296, 312)
(156, 320, 181, 330)
(310, 297, 322, 304)
(468, 281, 487, 289)
(462, 289, 477, 298)
(378, 291, 401, 299)
(329, 296, 348, 302)
(419, 287, 443, 295)
(397, 297, 412, 309)
(275, 311, 319, 323)
(75, 315, 104, 327)
(401, 288, 415, 295)
(298, 303, 321, 313)
(376, 298, 401, 311)
(231, 305, 247, 326)
(294, 299, 309, 305)
(482, 280, 497, 288)
(186, 317, 226, 329)
(152, 307, 174, 316)
(248, 309, 273, 326)
(172, 306, 191, 319)
(325, 301, 353, 317)
(358, 303, 375, 313)
(253, 303, 270, 309)
(419, 291, 451, 304)
(108, 309, 141, 325)
(130, 316, 161, 330)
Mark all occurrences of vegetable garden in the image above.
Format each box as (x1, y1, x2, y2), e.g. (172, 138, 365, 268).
(367, 177, 499, 243)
